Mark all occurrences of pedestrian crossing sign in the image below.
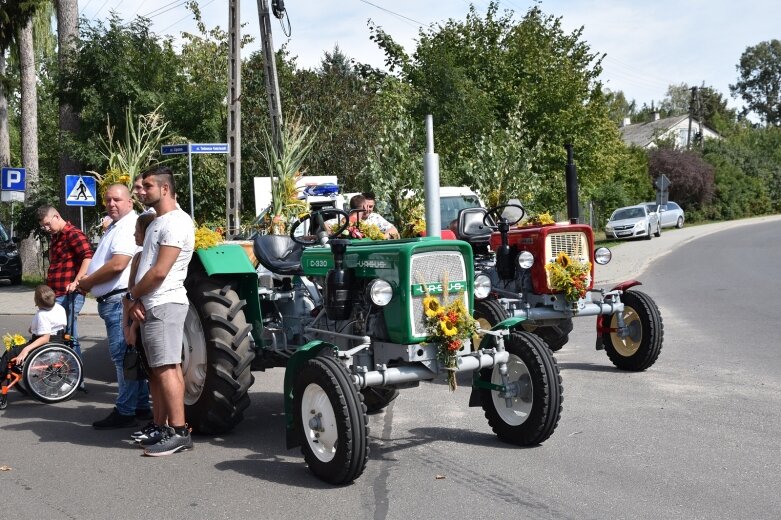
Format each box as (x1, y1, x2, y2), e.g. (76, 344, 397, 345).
(65, 175, 97, 207)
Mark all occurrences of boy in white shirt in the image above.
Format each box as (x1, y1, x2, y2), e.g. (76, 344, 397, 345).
(9, 285, 67, 366)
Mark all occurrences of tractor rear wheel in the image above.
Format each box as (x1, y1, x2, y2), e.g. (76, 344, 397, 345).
(184, 275, 255, 434)
(294, 352, 369, 485)
(480, 331, 562, 445)
(603, 289, 663, 371)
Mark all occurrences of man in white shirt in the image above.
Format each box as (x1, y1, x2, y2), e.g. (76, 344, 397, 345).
(79, 184, 152, 429)
(127, 166, 195, 457)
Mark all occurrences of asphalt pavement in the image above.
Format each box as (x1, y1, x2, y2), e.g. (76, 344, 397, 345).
(1, 213, 780, 315)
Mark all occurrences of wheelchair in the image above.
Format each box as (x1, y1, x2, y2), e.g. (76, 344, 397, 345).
(1, 333, 83, 409)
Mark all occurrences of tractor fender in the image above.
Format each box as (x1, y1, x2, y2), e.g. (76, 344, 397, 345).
(284, 340, 336, 448)
(610, 279, 643, 292)
(478, 316, 526, 350)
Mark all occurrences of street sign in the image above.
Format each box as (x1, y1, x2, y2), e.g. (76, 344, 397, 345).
(65, 175, 97, 207)
(190, 143, 229, 154)
(161, 144, 189, 155)
(1, 167, 26, 191)
(654, 174, 671, 192)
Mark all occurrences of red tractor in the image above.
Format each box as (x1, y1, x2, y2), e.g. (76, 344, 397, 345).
(461, 145, 663, 371)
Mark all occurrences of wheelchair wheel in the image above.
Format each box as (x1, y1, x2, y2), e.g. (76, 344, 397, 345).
(23, 343, 83, 404)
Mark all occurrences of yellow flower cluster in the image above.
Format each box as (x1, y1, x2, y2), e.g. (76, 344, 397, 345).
(194, 225, 224, 250)
(545, 252, 592, 304)
(523, 211, 556, 226)
(3, 333, 26, 352)
(423, 294, 477, 391)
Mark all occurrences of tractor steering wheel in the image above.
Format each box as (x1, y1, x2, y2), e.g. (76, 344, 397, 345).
(483, 204, 525, 228)
(290, 208, 350, 245)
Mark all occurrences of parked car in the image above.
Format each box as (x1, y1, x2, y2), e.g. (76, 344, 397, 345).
(643, 201, 685, 229)
(0, 221, 22, 285)
(605, 204, 660, 240)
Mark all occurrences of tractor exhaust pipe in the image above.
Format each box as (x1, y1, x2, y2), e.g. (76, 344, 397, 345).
(565, 143, 579, 224)
(423, 115, 441, 237)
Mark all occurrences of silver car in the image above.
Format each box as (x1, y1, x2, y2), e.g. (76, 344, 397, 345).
(644, 201, 685, 229)
(605, 204, 661, 240)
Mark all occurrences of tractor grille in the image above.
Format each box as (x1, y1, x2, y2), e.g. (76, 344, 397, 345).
(409, 251, 468, 337)
(545, 231, 590, 289)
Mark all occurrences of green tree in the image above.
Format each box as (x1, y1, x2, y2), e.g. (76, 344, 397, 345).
(731, 39, 781, 125)
(370, 2, 626, 213)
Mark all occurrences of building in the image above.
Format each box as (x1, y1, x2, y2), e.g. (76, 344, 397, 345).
(619, 114, 720, 149)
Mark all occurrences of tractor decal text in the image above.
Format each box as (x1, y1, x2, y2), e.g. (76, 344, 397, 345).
(411, 281, 468, 296)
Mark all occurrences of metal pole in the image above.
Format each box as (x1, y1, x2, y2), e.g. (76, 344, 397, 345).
(10, 201, 13, 238)
(79, 207, 84, 232)
(423, 115, 441, 238)
(227, 0, 242, 238)
(258, 0, 284, 156)
(188, 144, 195, 220)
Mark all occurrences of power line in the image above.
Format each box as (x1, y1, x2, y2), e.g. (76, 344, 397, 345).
(158, 0, 217, 34)
(142, 0, 188, 19)
(358, 0, 427, 27)
(92, 0, 113, 19)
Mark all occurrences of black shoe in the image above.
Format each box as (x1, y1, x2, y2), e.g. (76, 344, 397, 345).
(92, 408, 138, 430)
(78, 381, 88, 393)
(135, 408, 153, 421)
(143, 426, 193, 456)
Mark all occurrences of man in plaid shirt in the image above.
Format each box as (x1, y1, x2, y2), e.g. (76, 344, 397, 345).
(37, 205, 93, 368)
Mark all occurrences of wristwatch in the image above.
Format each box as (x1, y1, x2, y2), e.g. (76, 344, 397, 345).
(125, 292, 136, 302)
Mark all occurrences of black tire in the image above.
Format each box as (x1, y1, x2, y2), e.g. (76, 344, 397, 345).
(603, 289, 663, 371)
(361, 387, 399, 414)
(9, 274, 22, 285)
(473, 299, 508, 348)
(676, 216, 684, 228)
(645, 225, 652, 240)
(523, 319, 573, 352)
(184, 275, 255, 434)
(23, 343, 82, 404)
(654, 222, 661, 237)
(293, 353, 369, 485)
(480, 331, 562, 445)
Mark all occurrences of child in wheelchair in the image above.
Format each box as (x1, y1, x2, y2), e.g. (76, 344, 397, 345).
(1, 285, 83, 409)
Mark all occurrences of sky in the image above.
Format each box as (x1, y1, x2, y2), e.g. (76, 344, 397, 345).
(77, 0, 781, 112)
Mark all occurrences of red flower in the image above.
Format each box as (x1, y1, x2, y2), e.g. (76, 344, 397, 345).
(447, 339, 461, 352)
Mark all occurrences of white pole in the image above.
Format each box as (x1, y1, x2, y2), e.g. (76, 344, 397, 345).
(80, 207, 84, 232)
(423, 115, 441, 237)
(188, 144, 195, 220)
(10, 201, 14, 238)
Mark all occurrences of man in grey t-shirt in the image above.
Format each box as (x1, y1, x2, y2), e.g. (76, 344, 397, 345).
(127, 166, 195, 457)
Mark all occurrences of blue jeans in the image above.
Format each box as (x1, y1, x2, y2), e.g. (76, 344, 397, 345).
(56, 292, 85, 359)
(97, 293, 150, 416)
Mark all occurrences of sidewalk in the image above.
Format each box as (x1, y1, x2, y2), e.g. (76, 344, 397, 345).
(1, 213, 780, 315)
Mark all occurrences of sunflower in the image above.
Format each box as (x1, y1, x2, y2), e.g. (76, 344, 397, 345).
(423, 296, 441, 318)
(556, 252, 571, 268)
(440, 319, 458, 337)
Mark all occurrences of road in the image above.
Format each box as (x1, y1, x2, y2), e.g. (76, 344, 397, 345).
(1, 220, 780, 519)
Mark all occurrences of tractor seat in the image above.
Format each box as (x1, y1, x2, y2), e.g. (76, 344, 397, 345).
(457, 207, 492, 247)
(252, 234, 305, 276)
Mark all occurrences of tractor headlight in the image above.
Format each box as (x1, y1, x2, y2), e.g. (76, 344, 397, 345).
(517, 250, 534, 270)
(594, 247, 612, 265)
(474, 273, 492, 300)
(367, 279, 393, 306)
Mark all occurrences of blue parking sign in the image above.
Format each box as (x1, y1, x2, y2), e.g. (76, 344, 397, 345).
(1, 167, 26, 191)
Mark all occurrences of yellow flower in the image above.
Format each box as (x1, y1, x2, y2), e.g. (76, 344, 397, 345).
(3, 333, 25, 351)
(423, 296, 441, 318)
(556, 252, 571, 268)
(440, 319, 458, 337)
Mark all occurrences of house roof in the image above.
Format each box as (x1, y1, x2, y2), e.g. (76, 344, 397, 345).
(619, 114, 690, 147)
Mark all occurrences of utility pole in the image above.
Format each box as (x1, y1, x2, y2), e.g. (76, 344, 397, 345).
(227, 0, 242, 238)
(686, 86, 697, 150)
(258, 0, 285, 156)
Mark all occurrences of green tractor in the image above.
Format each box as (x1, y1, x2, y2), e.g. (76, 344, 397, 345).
(181, 208, 562, 484)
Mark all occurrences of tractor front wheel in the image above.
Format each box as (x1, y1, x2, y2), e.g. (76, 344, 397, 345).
(184, 275, 255, 434)
(480, 331, 562, 445)
(603, 289, 663, 371)
(294, 353, 369, 485)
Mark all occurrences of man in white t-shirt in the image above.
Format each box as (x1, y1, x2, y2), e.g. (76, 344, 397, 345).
(79, 184, 151, 429)
(127, 166, 195, 457)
